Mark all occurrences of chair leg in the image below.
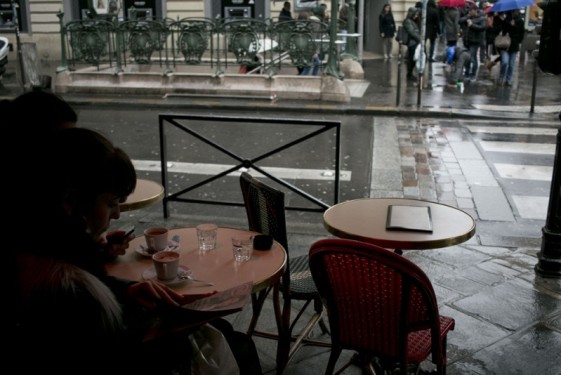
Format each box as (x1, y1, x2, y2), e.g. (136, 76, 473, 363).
(274, 285, 291, 375)
(325, 346, 342, 375)
(246, 286, 271, 336)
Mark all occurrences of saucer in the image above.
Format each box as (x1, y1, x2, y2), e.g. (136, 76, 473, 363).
(135, 240, 180, 257)
(142, 265, 192, 287)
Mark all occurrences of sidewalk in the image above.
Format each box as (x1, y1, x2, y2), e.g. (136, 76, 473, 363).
(2, 52, 561, 375)
(1, 51, 560, 120)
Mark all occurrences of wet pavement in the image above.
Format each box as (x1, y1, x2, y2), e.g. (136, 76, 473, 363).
(1, 49, 561, 374)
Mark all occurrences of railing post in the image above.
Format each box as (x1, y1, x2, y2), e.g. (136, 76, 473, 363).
(114, 17, 123, 74)
(325, 0, 342, 79)
(537, 116, 561, 278)
(346, 0, 357, 58)
(56, 11, 68, 73)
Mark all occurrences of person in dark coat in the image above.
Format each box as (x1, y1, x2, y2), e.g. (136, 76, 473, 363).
(459, 4, 486, 80)
(425, 0, 440, 62)
(498, 9, 525, 86)
(279, 1, 293, 22)
(379, 3, 396, 60)
(444, 6, 460, 46)
(404, 7, 421, 81)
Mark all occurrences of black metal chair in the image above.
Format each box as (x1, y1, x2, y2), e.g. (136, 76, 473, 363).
(239, 171, 330, 374)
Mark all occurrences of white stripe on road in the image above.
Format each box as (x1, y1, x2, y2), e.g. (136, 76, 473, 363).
(480, 141, 555, 155)
(467, 126, 557, 136)
(512, 195, 548, 220)
(132, 160, 352, 181)
(494, 163, 552, 181)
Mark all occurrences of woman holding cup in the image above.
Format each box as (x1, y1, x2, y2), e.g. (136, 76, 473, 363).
(10, 128, 220, 375)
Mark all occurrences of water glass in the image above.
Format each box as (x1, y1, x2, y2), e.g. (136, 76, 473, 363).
(232, 236, 253, 262)
(196, 223, 218, 251)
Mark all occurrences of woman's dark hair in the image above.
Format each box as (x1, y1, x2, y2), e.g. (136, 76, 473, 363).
(10, 91, 77, 130)
(47, 128, 137, 212)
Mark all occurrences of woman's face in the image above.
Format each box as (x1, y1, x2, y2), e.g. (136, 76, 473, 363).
(384, 5, 391, 12)
(83, 192, 122, 241)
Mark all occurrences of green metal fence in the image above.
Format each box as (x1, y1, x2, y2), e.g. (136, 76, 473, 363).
(57, 13, 356, 77)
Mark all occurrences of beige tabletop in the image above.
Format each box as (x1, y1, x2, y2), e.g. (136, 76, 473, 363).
(106, 227, 287, 295)
(323, 198, 476, 251)
(120, 178, 164, 212)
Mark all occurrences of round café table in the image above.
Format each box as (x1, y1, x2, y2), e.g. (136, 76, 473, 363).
(106, 226, 287, 295)
(323, 198, 476, 251)
(120, 178, 164, 212)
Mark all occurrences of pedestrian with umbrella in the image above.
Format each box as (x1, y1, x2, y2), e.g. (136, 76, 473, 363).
(497, 9, 525, 86)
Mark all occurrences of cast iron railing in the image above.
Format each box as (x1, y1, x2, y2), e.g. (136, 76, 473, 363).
(57, 12, 355, 76)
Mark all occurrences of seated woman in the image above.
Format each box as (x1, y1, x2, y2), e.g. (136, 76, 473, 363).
(10, 128, 262, 375)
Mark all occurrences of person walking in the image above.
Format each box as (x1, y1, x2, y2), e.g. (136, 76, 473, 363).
(459, 3, 486, 81)
(444, 6, 460, 47)
(379, 3, 396, 60)
(497, 9, 525, 86)
(404, 7, 421, 82)
(425, 0, 440, 62)
(486, 11, 505, 72)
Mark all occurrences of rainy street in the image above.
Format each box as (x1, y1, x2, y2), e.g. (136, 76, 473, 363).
(75, 103, 561, 374)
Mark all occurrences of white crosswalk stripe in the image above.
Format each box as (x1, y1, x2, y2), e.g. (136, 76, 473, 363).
(468, 124, 554, 220)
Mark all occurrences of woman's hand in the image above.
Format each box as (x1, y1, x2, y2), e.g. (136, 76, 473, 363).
(181, 292, 218, 305)
(101, 229, 134, 258)
(127, 280, 192, 309)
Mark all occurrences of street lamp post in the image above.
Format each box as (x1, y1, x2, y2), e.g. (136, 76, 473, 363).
(537, 114, 561, 278)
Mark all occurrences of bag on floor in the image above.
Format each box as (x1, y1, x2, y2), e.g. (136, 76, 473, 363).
(188, 323, 239, 375)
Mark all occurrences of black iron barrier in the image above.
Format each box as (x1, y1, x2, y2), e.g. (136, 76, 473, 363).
(158, 114, 341, 218)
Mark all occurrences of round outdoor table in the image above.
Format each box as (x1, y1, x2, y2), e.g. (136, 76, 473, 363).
(120, 178, 164, 212)
(106, 226, 287, 295)
(323, 198, 476, 251)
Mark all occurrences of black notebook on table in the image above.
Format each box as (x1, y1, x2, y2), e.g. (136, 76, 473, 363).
(386, 205, 433, 233)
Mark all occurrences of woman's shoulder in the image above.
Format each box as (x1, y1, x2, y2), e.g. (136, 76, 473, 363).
(17, 254, 123, 333)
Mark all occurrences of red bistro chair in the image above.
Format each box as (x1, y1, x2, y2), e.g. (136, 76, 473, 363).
(308, 238, 455, 375)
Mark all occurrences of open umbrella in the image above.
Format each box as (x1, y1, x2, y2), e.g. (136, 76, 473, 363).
(487, 0, 535, 12)
(438, 0, 466, 7)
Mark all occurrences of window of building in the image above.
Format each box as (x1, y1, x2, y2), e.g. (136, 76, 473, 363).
(0, 0, 29, 32)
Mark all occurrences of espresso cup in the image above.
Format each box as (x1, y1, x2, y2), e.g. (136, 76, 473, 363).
(144, 226, 169, 253)
(152, 251, 180, 280)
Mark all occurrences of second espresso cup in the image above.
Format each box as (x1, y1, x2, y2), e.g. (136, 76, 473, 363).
(152, 251, 180, 280)
(144, 226, 169, 253)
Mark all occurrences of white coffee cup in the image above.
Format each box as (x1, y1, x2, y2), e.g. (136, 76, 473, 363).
(152, 251, 180, 280)
(144, 226, 169, 253)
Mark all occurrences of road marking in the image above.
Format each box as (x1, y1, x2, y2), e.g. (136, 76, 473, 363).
(480, 141, 555, 155)
(511, 195, 548, 220)
(471, 104, 561, 113)
(467, 126, 557, 136)
(494, 163, 552, 181)
(132, 160, 352, 181)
